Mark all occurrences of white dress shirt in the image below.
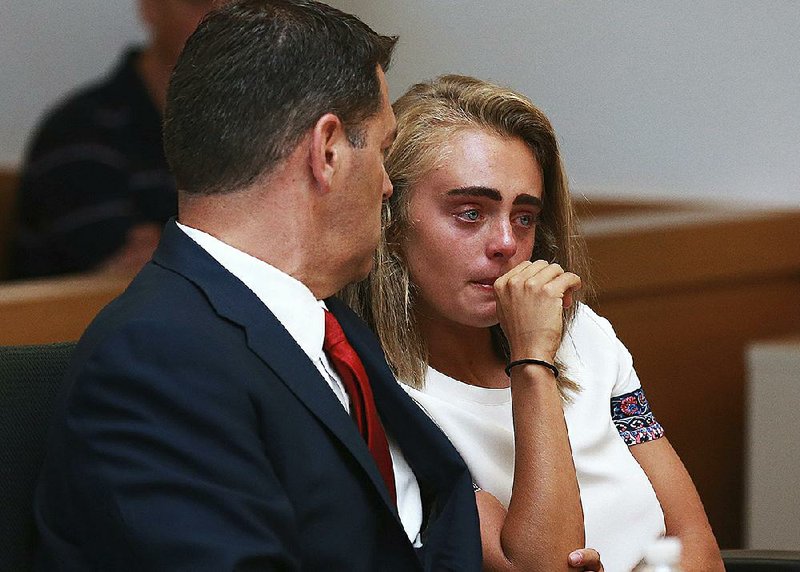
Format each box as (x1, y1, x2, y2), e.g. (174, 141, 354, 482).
(177, 222, 423, 545)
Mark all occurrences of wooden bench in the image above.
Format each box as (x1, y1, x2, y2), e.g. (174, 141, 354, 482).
(0, 273, 129, 345)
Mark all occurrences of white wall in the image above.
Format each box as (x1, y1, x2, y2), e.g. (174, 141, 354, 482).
(0, 1, 144, 166)
(746, 338, 800, 549)
(2, 1, 798, 207)
(330, 0, 800, 207)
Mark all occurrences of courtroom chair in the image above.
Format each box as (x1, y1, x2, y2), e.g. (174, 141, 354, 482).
(722, 550, 800, 571)
(0, 342, 76, 572)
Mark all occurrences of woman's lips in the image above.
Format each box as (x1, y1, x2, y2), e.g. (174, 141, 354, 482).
(472, 278, 499, 290)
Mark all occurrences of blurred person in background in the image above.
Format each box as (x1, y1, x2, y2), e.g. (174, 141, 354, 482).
(9, 0, 216, 279)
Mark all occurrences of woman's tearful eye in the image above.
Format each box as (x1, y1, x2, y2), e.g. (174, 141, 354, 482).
(516, 213, 538, 228)
(458, 209, 480, 222)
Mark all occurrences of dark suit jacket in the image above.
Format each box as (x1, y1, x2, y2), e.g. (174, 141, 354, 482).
(33, 221, 481, 571)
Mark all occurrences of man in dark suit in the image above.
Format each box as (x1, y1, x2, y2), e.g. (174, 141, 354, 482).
(32, 1, 482, 570)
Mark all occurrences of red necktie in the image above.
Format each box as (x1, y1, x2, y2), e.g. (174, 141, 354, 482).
(323, 310, 397, 504)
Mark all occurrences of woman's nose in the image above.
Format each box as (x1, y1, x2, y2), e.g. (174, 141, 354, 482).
(487, 220, 517, 259)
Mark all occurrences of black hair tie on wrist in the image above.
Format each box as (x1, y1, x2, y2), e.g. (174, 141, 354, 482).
(504, 358, 560, 379)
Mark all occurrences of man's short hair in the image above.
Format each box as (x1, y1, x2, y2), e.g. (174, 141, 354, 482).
(163, 0, 397, 195)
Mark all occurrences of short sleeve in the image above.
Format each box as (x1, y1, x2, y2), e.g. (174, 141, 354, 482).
(610, 388, 665, 446)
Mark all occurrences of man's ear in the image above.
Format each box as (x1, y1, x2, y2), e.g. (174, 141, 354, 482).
(310, 113, 349, 194)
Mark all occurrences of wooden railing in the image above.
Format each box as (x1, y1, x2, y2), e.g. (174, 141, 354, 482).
(0, 273, 129, 345)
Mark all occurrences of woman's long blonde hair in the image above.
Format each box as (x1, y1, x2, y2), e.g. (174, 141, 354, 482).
(342, 74, 591, 399)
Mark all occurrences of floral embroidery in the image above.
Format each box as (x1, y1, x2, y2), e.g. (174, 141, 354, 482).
(611, 388, 664, 446)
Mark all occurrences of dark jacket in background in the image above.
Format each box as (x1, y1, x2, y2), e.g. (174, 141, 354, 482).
(11, 48, 175, 279)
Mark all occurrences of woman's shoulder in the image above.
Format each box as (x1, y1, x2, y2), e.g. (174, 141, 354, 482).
(568, 303, 621, 345)
(560, 303, 634, 384)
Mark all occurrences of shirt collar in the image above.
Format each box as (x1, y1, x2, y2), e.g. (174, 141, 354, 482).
(176, 221, 325, 361)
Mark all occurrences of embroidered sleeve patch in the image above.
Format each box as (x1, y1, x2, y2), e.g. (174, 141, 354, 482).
(611, 388, 665, 446)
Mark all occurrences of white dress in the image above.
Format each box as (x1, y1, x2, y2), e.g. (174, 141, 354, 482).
(403, 304, 666, 572)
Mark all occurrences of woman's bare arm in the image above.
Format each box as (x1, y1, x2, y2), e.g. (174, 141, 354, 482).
(478, 486, 600, 571)
(630, 438, 723, 571)
(482, 261, 586, 571)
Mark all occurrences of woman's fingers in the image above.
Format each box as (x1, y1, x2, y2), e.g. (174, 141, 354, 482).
(495, 259, 547, 289)
(496, 260, 580, 301)
(544, 271, 582, 308)
(493, 261, 582, 361)
(569, 548, 604, 571)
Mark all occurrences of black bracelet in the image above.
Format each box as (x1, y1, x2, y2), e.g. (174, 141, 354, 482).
(504, 358, 560, 379)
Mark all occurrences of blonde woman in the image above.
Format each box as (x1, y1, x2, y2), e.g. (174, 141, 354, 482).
(344, 75, 722, 572)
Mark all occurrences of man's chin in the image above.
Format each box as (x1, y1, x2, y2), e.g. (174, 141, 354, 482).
(345, 256, 375, 286)
(476, 317, 502, 330)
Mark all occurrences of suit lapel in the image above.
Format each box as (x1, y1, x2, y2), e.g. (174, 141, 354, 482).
(330, 298, 483, 567)
(327, 297, 469, 497)
(238, 315, 399, 517)
(152, 221, 400, 518)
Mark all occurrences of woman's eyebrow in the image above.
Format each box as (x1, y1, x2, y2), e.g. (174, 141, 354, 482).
(446, 187, 542, 208)
(446, 186, 502, 201)
(513, 194, 542, 207)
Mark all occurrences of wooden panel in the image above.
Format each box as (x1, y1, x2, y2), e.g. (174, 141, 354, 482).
(586, 207, 800, 549)
(596, 279, 800, 549)
(572, 194, 694, 219)
(587, 210, 800, 297)
(0, 168, 18, 279)
(0, 274, 129, 345)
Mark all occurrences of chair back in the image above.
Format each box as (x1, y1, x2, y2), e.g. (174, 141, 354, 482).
(723, 550, 800, 571)
(0, 342, 75, 572)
